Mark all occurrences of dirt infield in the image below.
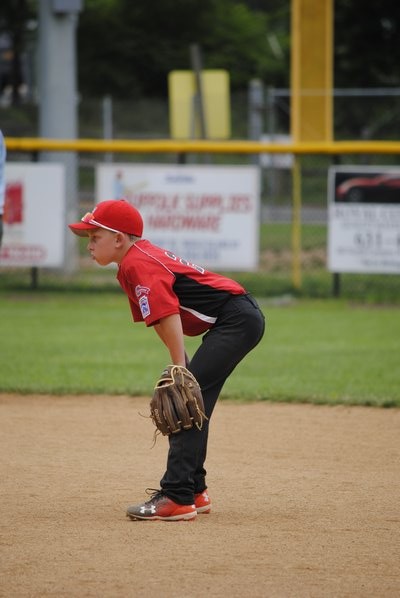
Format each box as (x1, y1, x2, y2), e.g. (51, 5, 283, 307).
(1, 394, 399, 598)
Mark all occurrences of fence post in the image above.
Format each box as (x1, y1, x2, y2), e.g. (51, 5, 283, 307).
(102, 95, 113, 163)
(291, 155, 302, 290)
(265, 87, 278, 201)
(332, 273, 341, 297)
(248, 79, 264, 166)
(190, 44, 207, 139)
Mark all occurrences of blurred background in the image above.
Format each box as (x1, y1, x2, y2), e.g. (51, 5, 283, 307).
(1, 0, 400, 301)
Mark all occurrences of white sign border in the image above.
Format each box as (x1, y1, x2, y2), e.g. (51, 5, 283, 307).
(327, 165, 400, 274)
(96, 163, 261, 271)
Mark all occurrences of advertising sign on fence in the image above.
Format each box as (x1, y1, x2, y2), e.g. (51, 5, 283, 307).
(328, 166, 400, 274)
(96, 164, 260, 270)
(0, 163, 65, 267)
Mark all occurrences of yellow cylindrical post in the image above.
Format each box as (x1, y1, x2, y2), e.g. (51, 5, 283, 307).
(290, 0, 333, 291)
(291, 0, 333, 143)
(291, 155, 302, 290)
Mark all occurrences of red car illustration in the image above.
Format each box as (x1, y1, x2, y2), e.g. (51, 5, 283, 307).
(336, 173, 400, 203)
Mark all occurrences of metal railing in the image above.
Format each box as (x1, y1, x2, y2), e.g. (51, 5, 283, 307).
(5, 137, 400, 155)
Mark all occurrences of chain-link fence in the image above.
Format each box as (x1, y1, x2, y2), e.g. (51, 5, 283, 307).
(1, 89, 400, 301)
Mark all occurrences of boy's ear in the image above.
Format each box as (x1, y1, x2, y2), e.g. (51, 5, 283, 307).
(115, 232, 125, 245)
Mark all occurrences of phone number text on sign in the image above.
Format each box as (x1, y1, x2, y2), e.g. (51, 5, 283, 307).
(328, 204, 400, 273)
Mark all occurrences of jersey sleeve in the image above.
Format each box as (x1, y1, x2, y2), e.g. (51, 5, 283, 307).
(127, 297, 143, 322)
(141, 277, 181, 326)
(120, 259, 181, 326)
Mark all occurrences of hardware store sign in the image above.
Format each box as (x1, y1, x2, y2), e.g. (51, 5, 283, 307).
(96, 164, 260, 271)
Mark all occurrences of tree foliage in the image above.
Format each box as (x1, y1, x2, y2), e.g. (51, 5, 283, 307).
(334, 0, 400, 87)
(0, 0, 35, 103)
(2, 0, 400, 107)
(77, 0, 400, 98)
(77, 0, 289, 97)
(333, 0, 400, 138)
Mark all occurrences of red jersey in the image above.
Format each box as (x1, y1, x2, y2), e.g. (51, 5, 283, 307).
(117, 239, 246, 336)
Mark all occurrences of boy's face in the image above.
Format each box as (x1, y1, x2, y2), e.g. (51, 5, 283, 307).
(87, 228, 119, 266)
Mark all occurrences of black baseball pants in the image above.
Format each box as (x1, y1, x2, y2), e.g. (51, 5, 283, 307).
(160, 293, 265, 504)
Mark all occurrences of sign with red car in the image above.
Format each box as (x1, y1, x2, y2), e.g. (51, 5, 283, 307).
(328, 166, 400, 274)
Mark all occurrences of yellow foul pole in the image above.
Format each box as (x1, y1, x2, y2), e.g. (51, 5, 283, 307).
(290, 0, 333, 290)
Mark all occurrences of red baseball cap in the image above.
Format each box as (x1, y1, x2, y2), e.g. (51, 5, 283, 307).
(69, 199, 143, 237)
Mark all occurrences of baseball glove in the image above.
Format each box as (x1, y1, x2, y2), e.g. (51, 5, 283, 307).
(150, 365, 207, 436)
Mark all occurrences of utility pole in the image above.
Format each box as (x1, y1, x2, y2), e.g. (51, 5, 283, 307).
(38, 0, 83, 272)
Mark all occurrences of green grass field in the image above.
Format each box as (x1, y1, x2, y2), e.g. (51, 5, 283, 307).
(1, 291, 398, 407)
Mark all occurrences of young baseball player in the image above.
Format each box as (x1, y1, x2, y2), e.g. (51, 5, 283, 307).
(69, 199, 265, 521)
